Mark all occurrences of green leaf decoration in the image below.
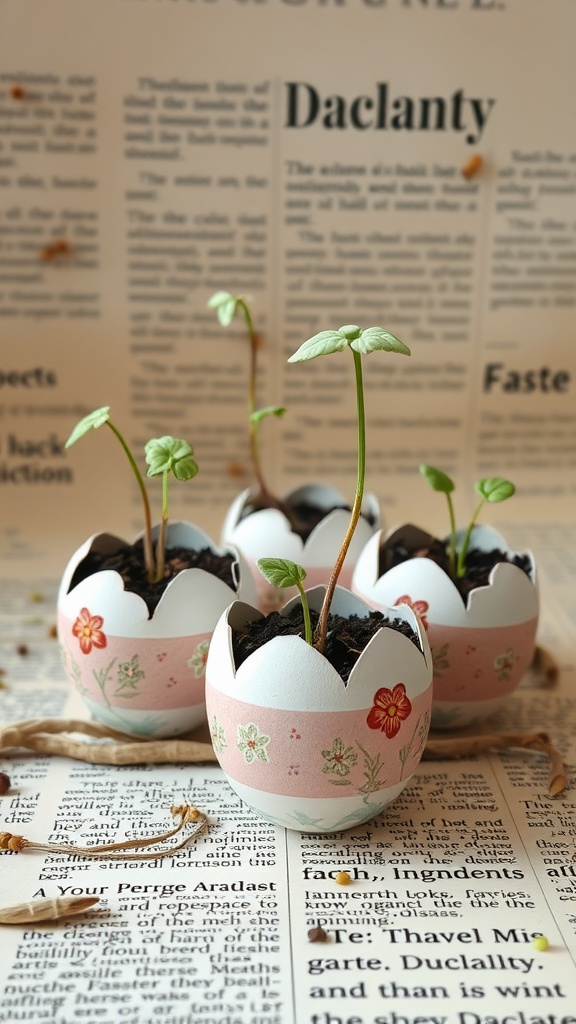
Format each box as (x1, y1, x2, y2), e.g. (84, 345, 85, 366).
(145, 437, 199, 481)
(420, 464, 455, 494)
(207, 290, 238, 327)
(352, 326, 411, 357)
(288, 329, 349, 362)
(65, 406, 111, 448)
(257, 557, 307, 590)
(250, 405, 286, 424)
(475, 477, 516, 503)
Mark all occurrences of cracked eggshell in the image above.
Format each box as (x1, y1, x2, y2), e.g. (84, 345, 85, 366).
(352, 523, 539, 730)
(221, 484, 380, 612)
(205, 586, 433, 831)
(57, 521, 256, 738)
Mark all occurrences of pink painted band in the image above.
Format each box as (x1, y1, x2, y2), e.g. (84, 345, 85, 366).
(207, 687, 431, 798)
(428, 618, 538, 702)
(59, 613, 210, 711)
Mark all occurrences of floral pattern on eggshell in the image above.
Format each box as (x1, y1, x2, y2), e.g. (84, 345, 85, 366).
(237, 723, 270, 764)
(72, 608, 107, 655)
(394, 594, 429, 631)
(115, 654, 145, 695)
(367, 683, 412, 739)
(188, 640, 210, 678)
(432, 642, 450, 677)
(321, 738, 358, 777)
(494, 648, 518, 681)
(210, 716, 227, 755)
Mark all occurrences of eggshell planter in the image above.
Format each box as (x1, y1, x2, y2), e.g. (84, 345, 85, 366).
(205, 586, 433, 832)
(221, 483, 380, 613)
(352, 523, 539, 730)
(57, 521, 257, 739)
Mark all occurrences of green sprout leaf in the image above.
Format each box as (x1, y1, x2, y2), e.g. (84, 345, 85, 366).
(250, 405, 286, 425)
(65, 406, 111, 447)
(420, 464, 455, 495)
(351, 326, 411, 357)
(420, 464, 457, 577)
(257, 558, 312, 646)
(207, 290, 238, 327)
(257, 557, 307, 590)
(288, 324, 410, 363)
(288, 329, 350, 362)
(476, 477, 516, 503)
(145, 437, 199, 481)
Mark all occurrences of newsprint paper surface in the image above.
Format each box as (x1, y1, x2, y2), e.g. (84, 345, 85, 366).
(1, 1, 576, 1022)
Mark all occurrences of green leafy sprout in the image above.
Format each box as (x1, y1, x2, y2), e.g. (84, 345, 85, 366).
(282, 324, 410, 655)
(419, 464, 516, 579)
(257, 558, 312, 645)
(208, 291, 286, 510)
(65, 407, 199, 584)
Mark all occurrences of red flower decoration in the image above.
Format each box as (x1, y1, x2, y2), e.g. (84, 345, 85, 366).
(72, 607, 107, 655)
(367, 683, 412, 738)
(394, 594, 429, 631)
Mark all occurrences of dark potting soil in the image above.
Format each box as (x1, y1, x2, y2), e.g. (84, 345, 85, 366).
(68, 539, 236, 616)
(232, 603, 420, 682)
(239, 494, 375, 542)
(378, 535, 533, 601)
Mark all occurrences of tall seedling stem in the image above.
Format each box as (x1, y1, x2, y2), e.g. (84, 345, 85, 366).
(208, 291, 285, 511)
(288, 325, 411, 654)
(66, 408, 198, 584)
(420, 464, 516, 579)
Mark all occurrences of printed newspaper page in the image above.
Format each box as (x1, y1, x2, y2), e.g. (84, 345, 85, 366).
(1, 0, 576, 577)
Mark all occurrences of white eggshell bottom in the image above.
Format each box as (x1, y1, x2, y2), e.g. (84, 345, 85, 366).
(221, 775, 412, 832)
(81, 696, 206, 739)
(431, 696, 506, 731)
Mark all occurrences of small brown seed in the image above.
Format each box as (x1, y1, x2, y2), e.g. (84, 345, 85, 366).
(0, 772, 11, 795)
(308, 926, 328, 943)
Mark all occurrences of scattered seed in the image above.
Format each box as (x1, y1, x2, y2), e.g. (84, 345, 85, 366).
(48, 625, 58, 639)
(16, 644, 29, 657)
(462, 154, 483, 179)
(29, 592, 44, 604)
(533, 936, 549, 952)
(10, 85, 25, 100)
(308, 925, 329, 943)
(335, 870, 352, 886)
(0, 773, 11, 796)
(40, 239, 72, 261)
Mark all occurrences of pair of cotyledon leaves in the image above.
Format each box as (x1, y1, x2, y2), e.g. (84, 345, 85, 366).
(208, 292, 411, 361)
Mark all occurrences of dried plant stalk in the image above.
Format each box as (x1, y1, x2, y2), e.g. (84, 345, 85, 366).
(0, 804, 208, 860)
(0, 896, 99, 925)
(0, 718, 216, 765)
(424, 730, 568, 797)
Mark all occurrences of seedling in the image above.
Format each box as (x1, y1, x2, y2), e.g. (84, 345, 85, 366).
(208, 291, 285, 511)
(419, 464, 516, 579)
(65, 407, 199, 584)
(258, 325, 410, 655)
(257, 558, 312, 645)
